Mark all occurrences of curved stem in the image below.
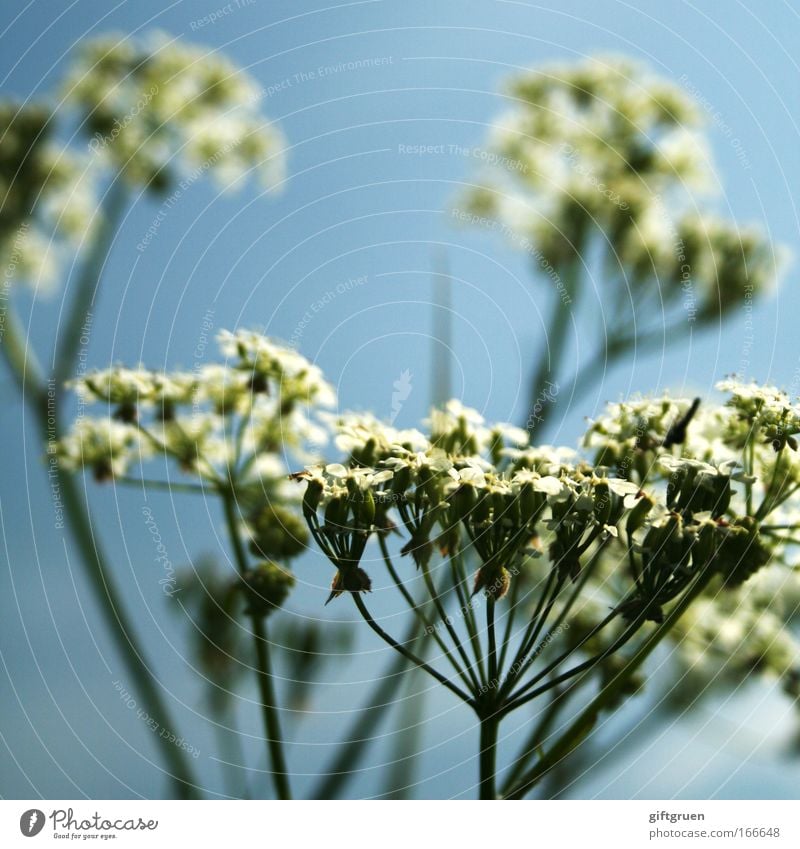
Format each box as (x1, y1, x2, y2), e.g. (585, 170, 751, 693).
(116, 476, 210, 494)
(420, 557, 483, 690)
(505, 564, 715, 798)
(449, 551, 487, 686)
(526, 260, 578, 432)
(501, 683, 565, 794)
(0, 307, 46, 408)
(54, 178, 128, 384)
(496, 575, 521, 673)
(2, 308, 199, 798)
(378, 535, 478, 693)
(503, 611, 636, 714)
(499, 570, 565, 700)
(61, 472, 201, 797)
(527, 303, 570, 433)
(351, 594, 474, 707)
(311, 566, 458, 799)
(221, 489, 291, 799)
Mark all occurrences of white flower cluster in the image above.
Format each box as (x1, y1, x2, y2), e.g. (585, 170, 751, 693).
(0, 103, 96, 293)
(64, 32, 285, 190)
(461, 56, 777, 322)
(297, 378, 800, 714)
(58, 330, 334, 491)
(581, 380, 800, 708)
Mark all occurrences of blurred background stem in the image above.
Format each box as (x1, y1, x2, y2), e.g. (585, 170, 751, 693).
(1, 304, 200, 798)
(222, 487, 292, 799)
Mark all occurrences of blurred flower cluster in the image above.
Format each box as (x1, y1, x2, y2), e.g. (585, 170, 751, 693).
(1, 32, 285, 295)
(65, 32, 285, 190)
(462, 56, 779, 327)
(0, 102, 96, 292)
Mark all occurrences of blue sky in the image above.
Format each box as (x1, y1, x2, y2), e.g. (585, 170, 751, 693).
(2, 0, 799, 799)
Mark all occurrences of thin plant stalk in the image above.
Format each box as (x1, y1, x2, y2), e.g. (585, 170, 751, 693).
(221, 489, 292, 800)
(1, 286, 200, 799)
(505, 564, 716, 798)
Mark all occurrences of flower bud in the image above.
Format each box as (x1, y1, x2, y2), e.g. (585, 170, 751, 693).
(717, 516, 771, 587)
(473, 562, 511, 600)
(357, 487, 376, 526)
(593, 481, 612, 527)
(248, 503, 308, 561)
(324, 496, 349, 531)
(625, 492, 653, 537)
(325, 567, 372, 604)
(302, 478, 324, 519)
(391, 466, 412, 496)
(243, 561, 295, 617)
(450, 484, 477, 522)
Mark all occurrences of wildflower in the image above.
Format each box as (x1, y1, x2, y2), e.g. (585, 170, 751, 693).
(57, 418, 145, 480)
(0, 102, 96, 293)
(64, 32, 285, 190)
(243, 562, 296, 617)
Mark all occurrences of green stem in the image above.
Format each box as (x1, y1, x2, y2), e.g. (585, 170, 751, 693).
(420, 557, 482, 689)
(449, 551, 487, 686)
(251, 617, 291, 800)
(0, 306, 46, 406)
(62, 472, 201, 797)
(379, 535, 478, 693)
(526, 261, 578, 432)
(312, 622, 419, 799)
(311, 569, 456, 799)
(54, 178, 128, 384)
(116, 477, 210, 494)
(478, 714, 500, 800)
(505, 564, 715, 799)
(221, 489, 291, 799)
(1, 309, 199, 798)
(487, 598, 498, 687)
(501, 684, 565, 794)
(352, 593, 474, 706)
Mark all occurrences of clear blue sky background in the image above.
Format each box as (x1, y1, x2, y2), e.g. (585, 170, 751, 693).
(2, 0, 799, 799)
